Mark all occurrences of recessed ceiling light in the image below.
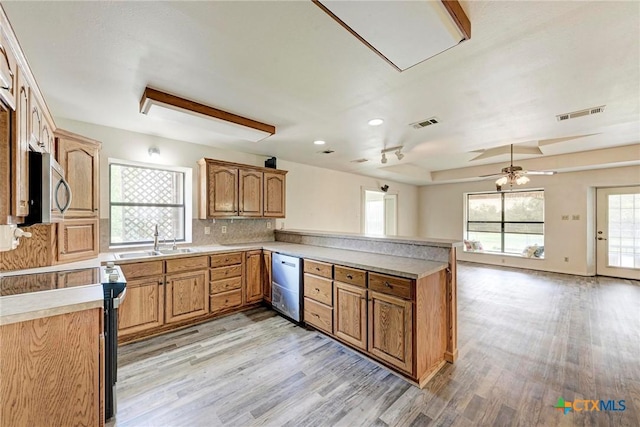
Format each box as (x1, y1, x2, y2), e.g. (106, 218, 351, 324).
(368, 118, 384, 126)
(313, 140, 326, 145)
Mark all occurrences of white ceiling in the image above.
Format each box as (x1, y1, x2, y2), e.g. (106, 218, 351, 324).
(4, 1, 640, 185)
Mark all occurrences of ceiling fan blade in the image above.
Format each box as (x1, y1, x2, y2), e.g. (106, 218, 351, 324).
(523, 170, 556, 175)
(478, 173, 505, 178)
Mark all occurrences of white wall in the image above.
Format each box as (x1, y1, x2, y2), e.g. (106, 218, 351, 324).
(418, 165, 640, 276)
(56, 119, 419, 236)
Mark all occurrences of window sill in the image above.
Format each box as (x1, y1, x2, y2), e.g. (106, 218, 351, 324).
(462, 250, 545, 260)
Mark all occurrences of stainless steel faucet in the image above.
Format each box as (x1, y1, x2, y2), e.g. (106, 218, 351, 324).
(153, 224, 160, 252)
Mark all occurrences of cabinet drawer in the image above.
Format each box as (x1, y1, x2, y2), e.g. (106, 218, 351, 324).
(210, 264, 242, 281)
(303, 274, 333, 306)
(334, 265, 366, 288)
(368, 272, 413, 300)
(120, 261, 164, 280)
(303, 259, 332, 279)
(210, 252, 243, 268)
(210, 276, 242, 294)
(165, 255, 209, 274)
(210, 289, 242, 313)
(304, 297, 333, 334)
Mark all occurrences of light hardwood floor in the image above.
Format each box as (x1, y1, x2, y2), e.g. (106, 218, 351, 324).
(111, 262, 640, 426)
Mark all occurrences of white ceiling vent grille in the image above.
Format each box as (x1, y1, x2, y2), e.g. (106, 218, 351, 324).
(411, 117, 440, 129)
(556, 105, 605, 122)
(319, 149, 335, 154)
(350, 158, 368, 163)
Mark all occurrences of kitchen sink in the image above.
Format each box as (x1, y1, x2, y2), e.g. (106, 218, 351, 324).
(156, 248, 197, 255)
(115, 251, 159, 259)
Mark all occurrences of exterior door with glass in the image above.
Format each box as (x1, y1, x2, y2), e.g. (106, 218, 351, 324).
(596, 186, 640, 280)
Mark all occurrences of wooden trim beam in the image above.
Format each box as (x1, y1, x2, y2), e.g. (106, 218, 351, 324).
(441, 0, 471, 40)
(139, 87, 275, 136)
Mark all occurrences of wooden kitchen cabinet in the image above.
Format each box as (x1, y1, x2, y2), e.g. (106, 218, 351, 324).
(0, 308, 104, 427)
(12, 68, 29, 218)
(263, 170, 286, 218)
(333, 281, 368, 351)
(239, 169, 263, 217)
(56, 129, 101, 217)
(118, 276, 165, 337)
(28, 90, 46, 152)
(165, 270, 209, 323)
(262, 250, 272, 303)
(368, 290, 413, 373)
(245, 250, 263, 303)
(200, 162, 238, 218)
(57, 218, 99, 263)
(0, 22, 18, 109)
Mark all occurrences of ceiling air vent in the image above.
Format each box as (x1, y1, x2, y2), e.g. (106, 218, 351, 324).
(411, 117, 440, 129)
(556, 105, 605, 122)
(350, 158, 368, 163)
(319, 149, 335, 154)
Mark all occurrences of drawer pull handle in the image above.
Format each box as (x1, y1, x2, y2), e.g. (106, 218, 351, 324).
(315, 267, 320, 271)
(314, 288, 320, 292)
(312, 313, 320, 318)
(384, 282, 392, 288)
(346, 274, 353, 279)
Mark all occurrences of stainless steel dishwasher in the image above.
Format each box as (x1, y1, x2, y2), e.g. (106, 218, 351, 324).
(271, 252, 302, 322)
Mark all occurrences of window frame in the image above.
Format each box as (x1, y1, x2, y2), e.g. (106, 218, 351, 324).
(108, 158, 192, 248)
(464, 189, 544, 256)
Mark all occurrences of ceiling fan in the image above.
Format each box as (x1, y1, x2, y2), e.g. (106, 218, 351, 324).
(480, 144, 556, 191)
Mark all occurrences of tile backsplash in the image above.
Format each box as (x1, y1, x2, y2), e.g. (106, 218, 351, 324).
(100, 218, 275, 252)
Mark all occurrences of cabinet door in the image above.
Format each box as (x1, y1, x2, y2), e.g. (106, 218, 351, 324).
(333, 281, 367, 350)
(239, 169, 263, 217)
(262, 250, 272, 303)
(368, 291, 413, 374)
(12, 68, 29, 218)
(245, 250, 263, 303)
(28, 90, 43, 152)
(0, 26, 18, 109)
(57, 135, 100, 217)
(118, 276, 164, 337)
(165, 270, 209, 323)
(263, 171, 285, 218)
(57, 217, 99, 263)
(206, 164, 238, 217)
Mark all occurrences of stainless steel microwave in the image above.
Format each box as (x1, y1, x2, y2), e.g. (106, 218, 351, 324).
(24, 152, 72, 225)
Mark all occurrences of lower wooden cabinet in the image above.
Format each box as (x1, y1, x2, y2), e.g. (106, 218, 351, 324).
(118, 276, 164, 337)
(0, 308, 103, 426)
(262, 250, 272, 303)
(165, 270, 209, 323)
(333, 281, 367, 351)
(245, 250, 262, 304)
(210, 289, 242, 313)
(57, 218, 99, 263)
(368, 291, 413, 373)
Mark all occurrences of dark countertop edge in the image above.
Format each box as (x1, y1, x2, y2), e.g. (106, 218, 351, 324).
(275, 229, 463, 248)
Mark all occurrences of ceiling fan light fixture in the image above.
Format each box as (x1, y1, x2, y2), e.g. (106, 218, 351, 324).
(495, 176, 509, 186)
(395, 149, 404, 160)
(515, 175, 530, 185)
(381, 153, 388, 164)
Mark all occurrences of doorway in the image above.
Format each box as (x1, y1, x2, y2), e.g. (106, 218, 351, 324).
(596, 186, 640, 280)
(363, 189, 397, 236)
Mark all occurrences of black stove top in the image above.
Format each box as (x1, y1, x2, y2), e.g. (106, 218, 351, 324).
(0, 267, 101, 297)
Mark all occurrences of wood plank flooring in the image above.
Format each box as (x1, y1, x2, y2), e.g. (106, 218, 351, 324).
(110, 263, 640, 426)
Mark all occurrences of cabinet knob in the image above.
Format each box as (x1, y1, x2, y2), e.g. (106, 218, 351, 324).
(315, 267, 320, 271)
(346, 274, 353, 279)
(384, 282, 392, 288)
(314, 288, 320, 292)
(312, 313, 320, 318)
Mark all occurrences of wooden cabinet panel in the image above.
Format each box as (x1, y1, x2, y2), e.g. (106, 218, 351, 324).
(119, 260, 164, 280)
(209, 276, 242, 294)
(245, 250, 262, 303)
(263, 171, 286, 218)
(56, 130, 100, 217)
(210, 264, 242, 281)
(335, 265, 366, 288)
(333, 281, 367, 351)
(369, 272, 413, 300)
(41, 116, 54, 155)
(12, 68, 29, 218)
(118, 276, 164, 336)
(0, 308, 102, 427)
(210, 252, 243, 268)
(165, 270, 209, 323)
(210, 289, 243, 313)
(304, 297, 333, 334)
(303, 273, 333, 306)
(262, 250, 272, 303)
(303, 259, 332, 279)
(28, 89, 43, 152)
(368, 291, 413, 374)
(203, 164, 238, 218)
(239, 169, 263, 217)
(57, 218, 98, 263)
(0, 25, 18, 109)
(165, 255, 208, 274)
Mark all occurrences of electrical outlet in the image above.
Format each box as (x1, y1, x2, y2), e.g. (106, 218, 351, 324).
(266, 222, 272, 229)
(564, 257, 569, 262)
(572, 214, 580, 220)
(204, 226, 211, 235)
(561, 215, 569, 220)
(221, 226, 227, 234)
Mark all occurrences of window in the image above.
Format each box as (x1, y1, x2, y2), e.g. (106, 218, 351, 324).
(110, 161, 192, 246)
(363, 189, 397, 236)
(465, 190, 544, 256)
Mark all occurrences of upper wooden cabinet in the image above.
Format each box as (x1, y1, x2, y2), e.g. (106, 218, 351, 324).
(11, 68, 29, 219)
(55, 129, 101, 218)
(198, 158, 287, 219)
(0, 20, 18, 109)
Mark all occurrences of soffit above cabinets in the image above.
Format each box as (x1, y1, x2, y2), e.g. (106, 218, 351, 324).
(313, 0, 470, 71)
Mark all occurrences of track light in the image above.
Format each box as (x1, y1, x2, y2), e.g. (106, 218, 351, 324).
(395, 149, 404, 160)
(381, 153, 387, 164)
(380, 145, 404, 163)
